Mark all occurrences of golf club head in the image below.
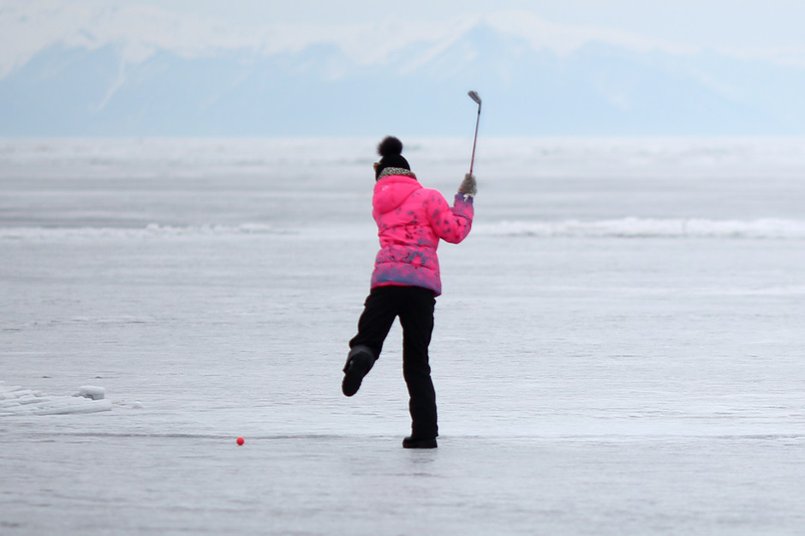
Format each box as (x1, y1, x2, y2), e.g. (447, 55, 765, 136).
(468, 90, 482, 106)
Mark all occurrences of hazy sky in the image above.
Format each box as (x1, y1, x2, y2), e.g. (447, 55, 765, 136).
(131, 0, 805, 50)
(6, 1, 805, 49)
(0, 0, 805, 78)
(4, 0, 805, 71)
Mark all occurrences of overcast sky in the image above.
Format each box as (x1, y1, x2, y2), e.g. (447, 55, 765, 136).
(3, 0, 805, 77)
(129, 0, 805, 50)
(4, 0, 805, 50)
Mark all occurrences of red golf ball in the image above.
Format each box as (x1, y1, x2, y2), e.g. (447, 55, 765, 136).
(236, 436, 245, 446)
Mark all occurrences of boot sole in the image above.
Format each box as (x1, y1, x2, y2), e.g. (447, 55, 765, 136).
(342, 352, 372, 397)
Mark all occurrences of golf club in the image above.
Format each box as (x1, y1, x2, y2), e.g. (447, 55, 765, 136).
(468, 90, 482, 175)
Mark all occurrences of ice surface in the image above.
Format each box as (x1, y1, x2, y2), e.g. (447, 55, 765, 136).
(1, 138, 805, 535)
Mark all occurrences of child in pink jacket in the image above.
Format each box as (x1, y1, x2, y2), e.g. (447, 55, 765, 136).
(342, 136, 477, 449)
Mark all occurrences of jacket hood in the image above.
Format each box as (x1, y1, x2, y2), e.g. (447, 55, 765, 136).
(373, 175, 422, 215)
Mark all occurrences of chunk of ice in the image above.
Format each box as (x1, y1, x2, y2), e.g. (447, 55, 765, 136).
(74, 386, 106, 400)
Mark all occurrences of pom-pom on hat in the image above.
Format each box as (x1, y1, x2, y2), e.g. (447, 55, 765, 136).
(375, 136, 411, 179)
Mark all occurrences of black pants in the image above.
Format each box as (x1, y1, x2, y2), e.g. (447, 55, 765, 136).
(349, 286, 438, 438)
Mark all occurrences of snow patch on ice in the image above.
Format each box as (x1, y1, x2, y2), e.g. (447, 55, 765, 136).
(475, 218, 805, 239)
(6, 218, 803, 243)
(0, 223, 281, 241)
(1, 381, 112, 416)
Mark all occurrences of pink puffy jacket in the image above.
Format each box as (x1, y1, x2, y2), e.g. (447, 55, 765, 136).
(370, 174, 474, 296)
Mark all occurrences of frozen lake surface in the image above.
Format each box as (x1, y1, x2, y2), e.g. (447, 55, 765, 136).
(2, 138, 805, 534)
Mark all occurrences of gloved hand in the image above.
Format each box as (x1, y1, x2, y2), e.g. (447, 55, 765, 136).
(458, 173, 477, 197)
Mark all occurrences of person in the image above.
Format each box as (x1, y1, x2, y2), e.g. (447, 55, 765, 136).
(341, 135, 477, 449)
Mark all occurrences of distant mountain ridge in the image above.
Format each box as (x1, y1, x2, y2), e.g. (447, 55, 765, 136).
(2, 15, 805, 136)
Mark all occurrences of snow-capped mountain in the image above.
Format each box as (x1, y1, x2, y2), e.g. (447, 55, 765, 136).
(1, 5, 804, 136)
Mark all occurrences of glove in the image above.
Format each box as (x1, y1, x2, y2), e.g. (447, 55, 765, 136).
(458, 173, 477, 197)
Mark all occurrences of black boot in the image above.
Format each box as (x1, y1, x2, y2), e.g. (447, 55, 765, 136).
(402, 436, 438, 449)
(342, 346, 375, 397)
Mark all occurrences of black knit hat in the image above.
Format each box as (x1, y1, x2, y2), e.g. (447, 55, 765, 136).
(375, 136, 410, 179)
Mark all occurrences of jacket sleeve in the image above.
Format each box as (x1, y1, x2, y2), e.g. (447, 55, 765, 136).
(426, 190, 474, 244)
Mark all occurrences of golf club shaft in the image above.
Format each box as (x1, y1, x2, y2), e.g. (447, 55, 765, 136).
(469, 106, 481, 175)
